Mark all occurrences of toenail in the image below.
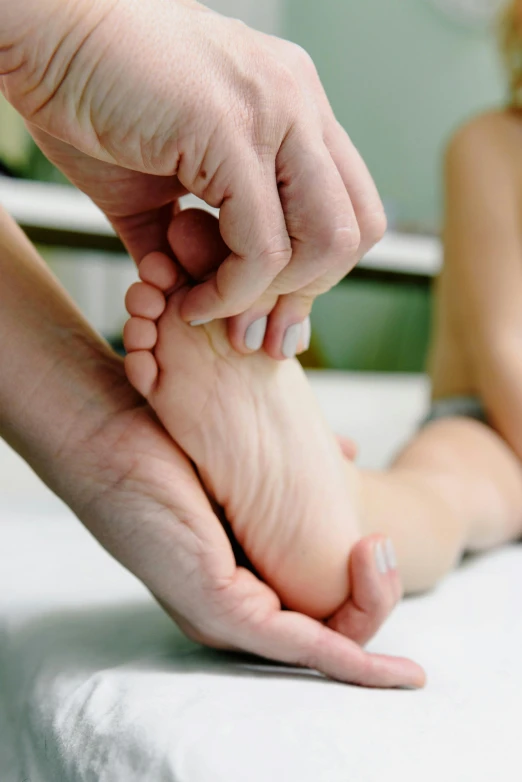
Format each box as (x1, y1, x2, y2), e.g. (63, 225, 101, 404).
(302, 316, 312, 352)
(244, 316, 268, 351)
(384, 538, 397, 570)
(282, 322, 303, 359)
(374, 541, 388, 575)
(190, 318, 213, 326)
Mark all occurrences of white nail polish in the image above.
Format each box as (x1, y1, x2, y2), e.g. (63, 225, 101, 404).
(384, 538, 397, 570)
(190, 318, 213, 327)
(302, 316, 312, 352)
(375, 541, 388, 575)
(282, 323, 302, 359)
(244, 316, 268, 351)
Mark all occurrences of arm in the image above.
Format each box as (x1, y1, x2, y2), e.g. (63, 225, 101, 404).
(0, 205, 130, 486)
(442, 113, 522, 459)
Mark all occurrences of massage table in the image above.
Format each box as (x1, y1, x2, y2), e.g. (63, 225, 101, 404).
(1, 371, 521, 781)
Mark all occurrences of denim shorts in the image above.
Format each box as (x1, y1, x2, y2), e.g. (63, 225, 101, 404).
(422, 396, 487, 427)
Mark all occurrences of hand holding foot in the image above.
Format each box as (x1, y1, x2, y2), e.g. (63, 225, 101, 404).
(122, 222, 422, 685)
(73, 396, 422, 688)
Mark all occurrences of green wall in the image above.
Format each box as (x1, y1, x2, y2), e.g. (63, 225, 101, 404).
(284, 0, 506, 371)
(283, 0, 505, 228)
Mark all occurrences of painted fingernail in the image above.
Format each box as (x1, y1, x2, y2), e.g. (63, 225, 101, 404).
(301, 316, 312, 352)
(190, 318, 213, 327)
(384, 538, 397, 570)
(244, 316, 268, 351)
(374, 541, 388, 574)
(282, 322, 303, 359)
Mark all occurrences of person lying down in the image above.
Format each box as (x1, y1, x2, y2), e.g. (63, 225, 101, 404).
(123, 196, 522, 623)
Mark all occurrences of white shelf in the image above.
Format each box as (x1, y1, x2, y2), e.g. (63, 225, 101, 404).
(0, 178, 114, 235)
(0, 177, 442, 277)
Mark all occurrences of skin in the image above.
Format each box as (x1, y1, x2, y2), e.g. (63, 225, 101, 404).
(0, 0, 386, 359)
(0, 205, 424, 688)
(353, 110, 522, 591)
(125, 112, 522, 607)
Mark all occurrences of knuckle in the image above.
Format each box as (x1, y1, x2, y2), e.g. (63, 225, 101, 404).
(287, 42, 317, 77)
(259, 243, 293, 276)
(360, 208, 387, 250)
(317, 223, 361, 263)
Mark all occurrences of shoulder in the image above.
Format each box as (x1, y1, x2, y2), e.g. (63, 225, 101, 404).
(445, 110, 521, 175)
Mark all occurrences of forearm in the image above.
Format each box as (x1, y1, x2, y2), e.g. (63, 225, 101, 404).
(0, 206, 135, 497)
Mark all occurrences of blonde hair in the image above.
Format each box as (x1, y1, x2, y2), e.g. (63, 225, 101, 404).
(499, 1, 522, 105)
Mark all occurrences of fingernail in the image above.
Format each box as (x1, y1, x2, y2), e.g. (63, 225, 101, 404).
(244, 316, 268, 351)
(282, 322, 303, 359)
(374, 541, 388, 574)
(384, 538, 397, 570)
(190, 318, 213, 327)
(302, 316, 312, 352)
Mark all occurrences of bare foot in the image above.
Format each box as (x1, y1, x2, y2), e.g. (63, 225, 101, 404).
(123, 250, 393, 619)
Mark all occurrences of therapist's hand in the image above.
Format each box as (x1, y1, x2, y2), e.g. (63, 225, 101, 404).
(1, 0, 386, 358)
(76, 399, 423, 688)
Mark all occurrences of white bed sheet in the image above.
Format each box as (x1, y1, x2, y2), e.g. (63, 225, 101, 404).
(1, 372, 521, 782)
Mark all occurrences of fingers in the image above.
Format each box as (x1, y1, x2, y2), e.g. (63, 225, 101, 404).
(202, 568, 425, 689)
(227, 295, 311, 358)
(259, 292, 311, 359)
(323, 120, 387, 257)
(251, 610, 425, 688)
(267, 125, 361, 298)
(327, 535, 403, 647)
(179, 152, 292, 323)
(256, 125, 386, 348)
(168, 207, 312, 359)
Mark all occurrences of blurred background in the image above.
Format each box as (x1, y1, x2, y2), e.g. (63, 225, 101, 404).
(0, 0, 509, 370)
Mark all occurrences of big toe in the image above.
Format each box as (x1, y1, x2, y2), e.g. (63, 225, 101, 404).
(168, 208, 228, 282)
(326, 535, 402, 646)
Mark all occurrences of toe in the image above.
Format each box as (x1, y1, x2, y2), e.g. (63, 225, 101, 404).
(125, 282, 166, 319)
(123, 317, 158, 352)
(139, 252, 179, 291)
(168, 208, 228, 281)
(124, 350, 159, 399)
(326, 534, 402, 646)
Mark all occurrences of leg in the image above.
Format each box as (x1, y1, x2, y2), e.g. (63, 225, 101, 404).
(353, 417, 522, 593)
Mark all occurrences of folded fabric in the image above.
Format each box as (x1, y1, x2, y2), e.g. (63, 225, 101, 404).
(2, 373, 519, 781)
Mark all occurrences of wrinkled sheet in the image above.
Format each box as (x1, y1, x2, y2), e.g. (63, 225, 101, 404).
(2, 372, 521, 782)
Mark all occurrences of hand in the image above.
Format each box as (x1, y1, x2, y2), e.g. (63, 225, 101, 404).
(2, 0, 385, 358)
(72, 399, 423, 688)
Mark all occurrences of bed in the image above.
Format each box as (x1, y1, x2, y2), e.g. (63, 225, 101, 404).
(2, 371, 521, 782)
